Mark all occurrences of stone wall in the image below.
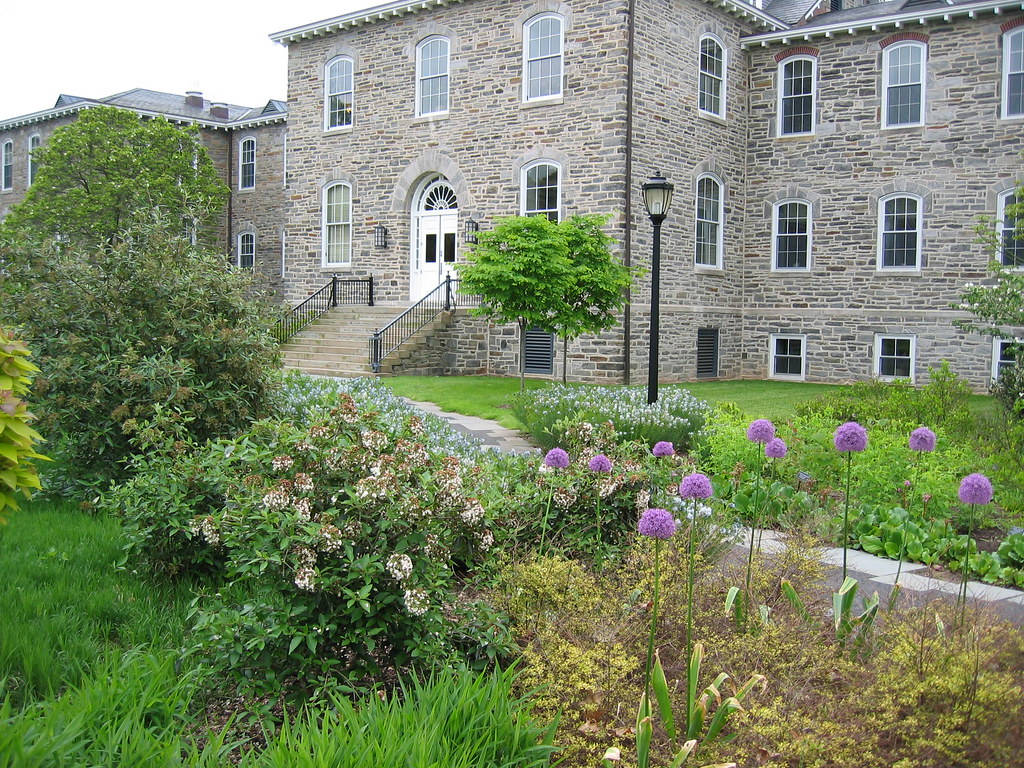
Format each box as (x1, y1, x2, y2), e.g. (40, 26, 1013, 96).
(280, 0, 631, 305)
(742, 14, 1024, 389)
(0, 116, 75, 220)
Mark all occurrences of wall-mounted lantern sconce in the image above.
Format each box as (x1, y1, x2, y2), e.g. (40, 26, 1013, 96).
(464, 218, 479, 244)
(374, 224, 389, 249)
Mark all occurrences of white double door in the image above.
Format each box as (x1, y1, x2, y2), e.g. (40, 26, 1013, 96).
(410, 210, 458, 302)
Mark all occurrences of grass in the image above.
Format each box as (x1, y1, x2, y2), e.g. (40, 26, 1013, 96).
(0, 499, 195, 707)
(382, 375, 997, 429)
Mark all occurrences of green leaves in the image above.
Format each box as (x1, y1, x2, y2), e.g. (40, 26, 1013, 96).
(0, 329, 47, 522)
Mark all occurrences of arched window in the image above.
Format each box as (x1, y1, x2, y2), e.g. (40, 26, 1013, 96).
(998, 189, 1023, 267)
(523, 14, 564, 102)
(695, 175, 723, 268)
(698, 35, 726, 118)
(28, 135, 40, 186)
(325, 56, 354, 130)
(521, 160, 560, 221)
(322, 182, 352, 267)
(772, 199, 811, 270)
(1, 141, 12, 190)
(777, 56, 815, 136)
(1004, 27, 1024, 119)
(416, 37, 450, 116)
(882, 41, 926, 128)
(238, 138, 255, 189)
(877, 194, 923, 270)
(237, 232, 255, 269)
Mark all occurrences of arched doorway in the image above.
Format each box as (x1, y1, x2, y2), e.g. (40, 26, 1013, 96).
(410, 175, 459, 301)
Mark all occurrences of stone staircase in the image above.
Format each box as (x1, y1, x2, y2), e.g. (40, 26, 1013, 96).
(279, 305, 450, 377)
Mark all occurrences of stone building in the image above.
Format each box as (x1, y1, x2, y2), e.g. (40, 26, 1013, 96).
(0, 88, 289, 294)
(2, 0, 1021, 388)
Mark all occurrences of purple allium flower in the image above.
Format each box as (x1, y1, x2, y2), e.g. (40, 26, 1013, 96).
(679, 472, 713, 500)
(588, 454, 613, 473)
(652, 441, 675, 458)
(638, 508, 677, 539)
(544, 447, 570, 469)
(765, 437, 788, 459)
(909, 427, 937, 453)
(958, 473, 993, 506)
(833, 422, 868, 453)
(746, 419, 776, 444)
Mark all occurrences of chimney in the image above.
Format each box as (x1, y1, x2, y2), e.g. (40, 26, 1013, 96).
(210, 102, 229, 119)
(185, 90, 204, 108)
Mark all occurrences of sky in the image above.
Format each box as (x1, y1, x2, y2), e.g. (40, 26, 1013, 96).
(1, 0, 378, 119)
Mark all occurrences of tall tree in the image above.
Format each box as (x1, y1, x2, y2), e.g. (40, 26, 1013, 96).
(1, 106, 227, 249)
(456, 216, 575, 391)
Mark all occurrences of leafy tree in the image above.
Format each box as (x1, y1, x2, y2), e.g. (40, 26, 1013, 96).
(0, 106, 227, 250)
(456, 216, 575, 391)
(555, 215, 633, 383)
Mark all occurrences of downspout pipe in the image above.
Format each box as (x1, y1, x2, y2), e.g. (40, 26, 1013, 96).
(623, 0, 637, 385)
(226, 132, 234, 258)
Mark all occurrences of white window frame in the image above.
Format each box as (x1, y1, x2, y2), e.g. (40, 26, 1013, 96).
(769, 334, 807, 380)
(876, 193, 923, 272)
(324, 56, 355, 131)
(694, 174, 724, 270)
(1002, 28, 1024, 120)
(776, 55, 816, 137)
(1, 141, 12, 190)
(28, 134, 40, 186)
(416, 36, 450, 117)
(992, 336, 1024, 382)
(874, 334, 916, 382)
(238, 138, 256, 190)
(882, 41, 927, 129)
(997, 188, 1023, 268)
(321, 182, 353, 268)
(520, 160, 561, 221)
(237, 232, 255, 270)
(698, 34, 727, 119)
(523, 13, 564, 103)
(771, 199, 812, 272)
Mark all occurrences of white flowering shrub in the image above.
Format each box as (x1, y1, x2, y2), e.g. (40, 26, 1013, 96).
(188, 392, 507, 694)
(513, 384, 709, 451)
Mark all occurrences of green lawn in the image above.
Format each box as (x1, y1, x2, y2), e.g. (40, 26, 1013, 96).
(381, 375, 997, 429)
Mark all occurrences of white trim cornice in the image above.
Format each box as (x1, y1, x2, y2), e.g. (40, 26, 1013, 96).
(741, 0, 1024, 47)
(0, 102, 287, 133)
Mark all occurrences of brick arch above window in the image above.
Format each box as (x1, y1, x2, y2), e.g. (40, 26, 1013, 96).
(774, 46, 819, 63)
(322, 43, 359, 69)
(319, 170, 358, 196)
(692, 158, 728, 199)
(510, 146, 571, 185)
(762, 186, 822, 218)
(869, 180, 932, 212)
(985, 176, 1024, 208)
(879, 31, 929, 49)
(1000, 16, 1024, 33)
(513, 0, 572, 40)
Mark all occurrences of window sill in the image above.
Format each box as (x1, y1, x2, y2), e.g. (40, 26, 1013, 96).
(999, 112, 1024, 122)
(321, 263, 353, 271)
(769, 373, 806, 382)
(324, 126, 353, 135)
(521, 95, 563, 110)
(770, 266, 811, 274)
(775, 131, 815, 139)
(237, 187, 255, 193)
(412, 112, 450, 125)
(880, 122, 924, 131)
(875, 266, 922, 274)
(698, 111, 727, 126)
(694, 263, 724, 273)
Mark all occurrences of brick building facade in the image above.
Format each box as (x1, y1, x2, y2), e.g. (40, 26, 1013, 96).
(2, 0, 1021, 389)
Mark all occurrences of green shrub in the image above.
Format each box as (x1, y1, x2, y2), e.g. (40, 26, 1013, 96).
(187, 393, 505, 695)
(512, 384, 709, 451)
(1, 216, 280, 488)
(0, 329, 47, 522)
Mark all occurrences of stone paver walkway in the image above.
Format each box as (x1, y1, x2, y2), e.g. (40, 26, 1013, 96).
(402, 398, 1024, 624)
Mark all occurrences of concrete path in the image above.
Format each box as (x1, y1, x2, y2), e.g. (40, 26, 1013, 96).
(401, 398, 1024, 624)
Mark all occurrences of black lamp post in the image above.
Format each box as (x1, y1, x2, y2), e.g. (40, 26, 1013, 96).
(641, 173, 674, 405)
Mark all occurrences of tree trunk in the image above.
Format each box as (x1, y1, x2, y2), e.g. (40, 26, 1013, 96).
(562, 334, 568, 384)
(519, 319, 527, 393)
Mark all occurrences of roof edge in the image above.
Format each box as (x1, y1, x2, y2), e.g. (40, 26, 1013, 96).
(0, 101, 287, 133)
(741, 0, 1023, 46)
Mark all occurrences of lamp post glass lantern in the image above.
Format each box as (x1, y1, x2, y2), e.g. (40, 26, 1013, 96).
(642, 173, 674, 404)
(374, 224, 389, 248)
(464, 218, 479, 244)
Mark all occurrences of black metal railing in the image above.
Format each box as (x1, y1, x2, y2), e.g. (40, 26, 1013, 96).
(369, 276, 476, 372)
(273, 275, 374, 343)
